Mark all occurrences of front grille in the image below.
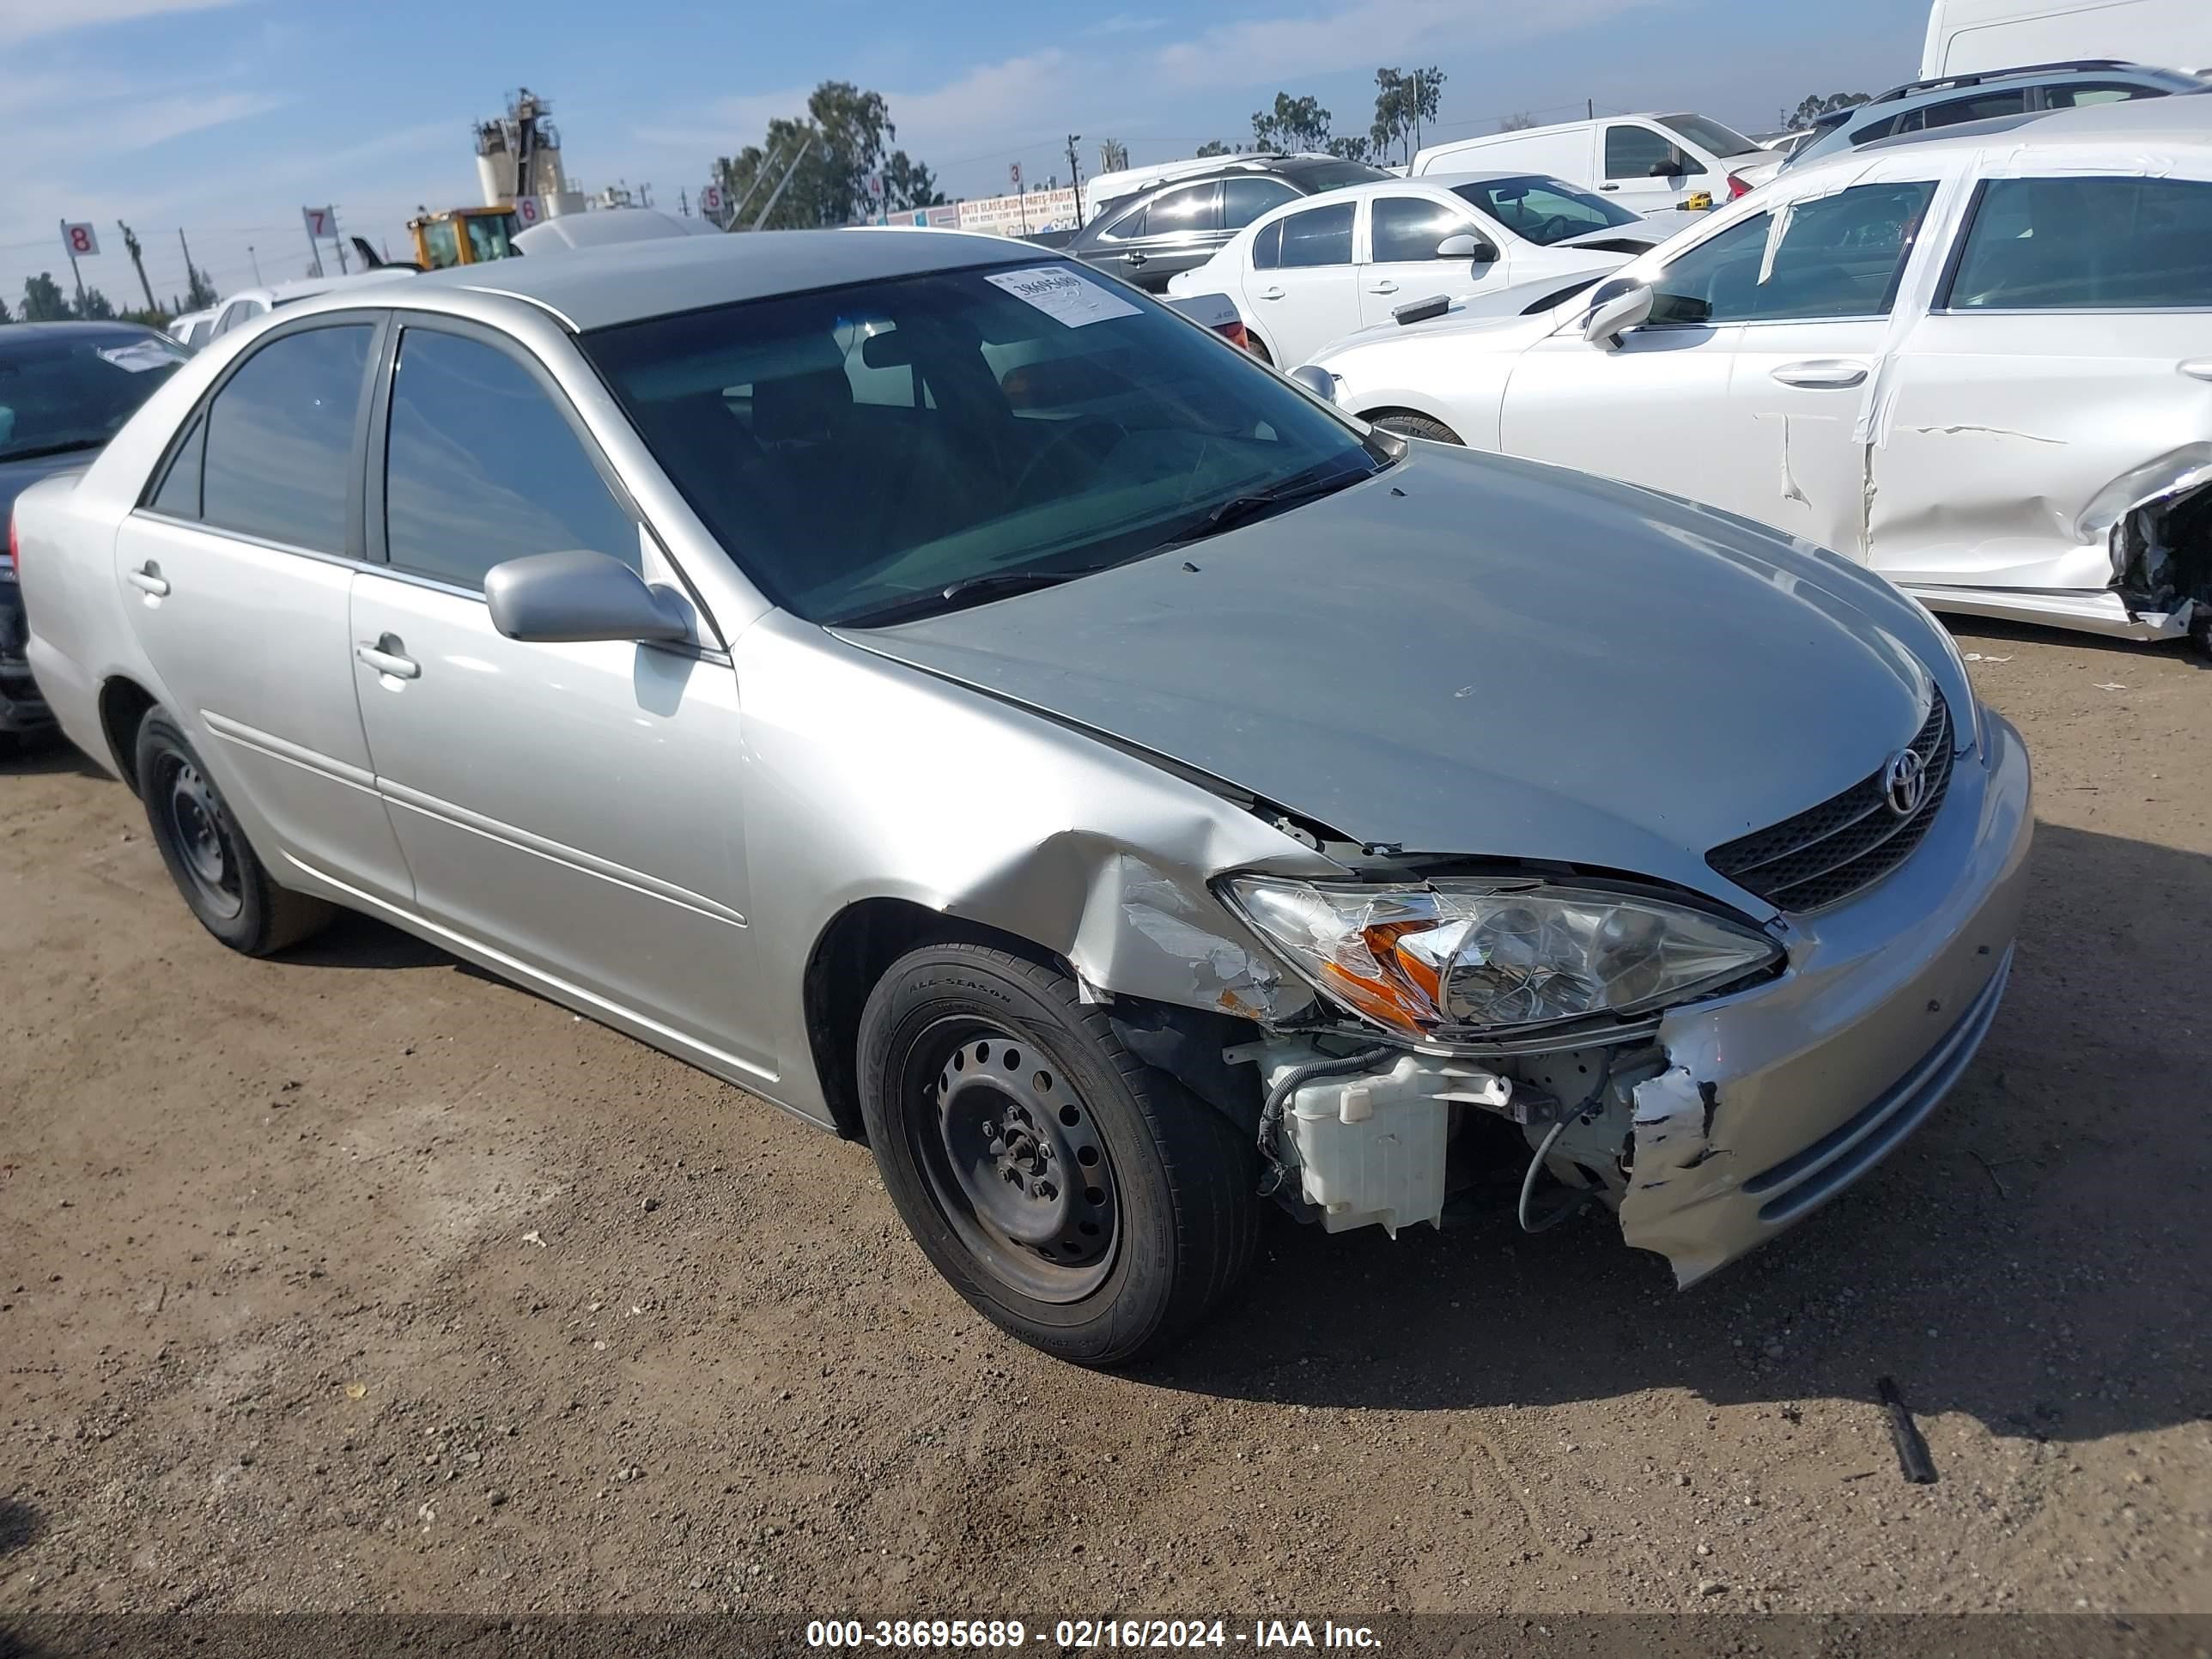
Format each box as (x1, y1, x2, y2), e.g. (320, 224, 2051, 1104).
(1708, 690, 1954, 913)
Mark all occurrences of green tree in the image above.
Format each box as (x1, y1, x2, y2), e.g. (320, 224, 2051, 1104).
(22, 273, 70, 321)
(1251, 93, 1334, 154)
(1370, 65, 1447, 164)
(0, 295, 11, 325)
(1193, 139, 1236, 157)
(185, 262, 219, 310)
(77, 288, 117, 320)
(713, 80, 909, 229)
(1326, 135, 1374, 162)
(1499, 111, 1538, 131)
(882, 150, 946, 211)
(1785, 91, 1869, 130)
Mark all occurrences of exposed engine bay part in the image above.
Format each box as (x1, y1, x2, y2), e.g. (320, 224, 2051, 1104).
(2110, 462, 2212, 647)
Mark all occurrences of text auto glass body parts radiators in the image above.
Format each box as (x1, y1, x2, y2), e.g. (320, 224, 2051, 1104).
(1220, 877, 1783, 1047)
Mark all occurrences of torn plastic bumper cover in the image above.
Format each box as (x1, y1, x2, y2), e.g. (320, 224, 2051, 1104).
(1243, 704, 2034, 1286)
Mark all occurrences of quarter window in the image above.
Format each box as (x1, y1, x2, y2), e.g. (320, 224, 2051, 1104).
(1251, 218, 1286, 270)
(1277, 202, 1354, 269)
(1145, 183, 1221, 235)
(2041, 82, 2159, 108)
(1605, 125, 1681, 179)
(383, 328, 638, 589)
(1223, 177, 1298, 229)
(1370, 197, 1481, 263)
(1947, 176, 2212, 310)
(1918, 88, 2027, 129)
(200, 324, 373, 552)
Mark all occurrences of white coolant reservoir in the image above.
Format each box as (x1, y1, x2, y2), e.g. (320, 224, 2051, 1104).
(1267, 1051, 1509, 1237)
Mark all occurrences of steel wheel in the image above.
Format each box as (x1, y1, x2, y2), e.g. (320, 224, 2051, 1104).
(908, 1018, 1121, 1303)
(160, 755, 244, 921)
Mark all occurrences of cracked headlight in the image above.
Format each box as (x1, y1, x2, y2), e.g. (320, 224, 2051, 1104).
(1222, 878, 1781, 1040)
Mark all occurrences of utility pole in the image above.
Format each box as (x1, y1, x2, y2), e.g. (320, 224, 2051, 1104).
(60, 221, 88, 313)
(247, 245, 262, 284)
(750, 137, 813, 230)
(177, 228, 198, 305)
(331, 209, 349, 274)
(679, 188, 690, 217)
(118, 221, 157, 313)
(1065, 133, 1084, 225)
(1587, 97, 1595, 120)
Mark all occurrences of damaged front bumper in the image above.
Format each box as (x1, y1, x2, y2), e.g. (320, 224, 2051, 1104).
(1258, 705, 2034, 1286)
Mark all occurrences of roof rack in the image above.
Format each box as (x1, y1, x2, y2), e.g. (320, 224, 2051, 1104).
(1869, 59, 2138, 104)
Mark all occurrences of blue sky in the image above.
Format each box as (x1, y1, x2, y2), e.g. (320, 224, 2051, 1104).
(3, 0, 1931, 313)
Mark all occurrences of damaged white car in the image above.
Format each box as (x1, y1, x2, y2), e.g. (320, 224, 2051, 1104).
(1305, 95, 2212, 648)
(15, 230, 2030, 1366)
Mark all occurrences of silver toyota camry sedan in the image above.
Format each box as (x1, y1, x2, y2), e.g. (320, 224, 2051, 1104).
(13, 230, 2032, 1365)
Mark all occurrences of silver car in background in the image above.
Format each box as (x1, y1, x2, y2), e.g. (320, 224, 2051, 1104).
(14, 230, 2031, 1365)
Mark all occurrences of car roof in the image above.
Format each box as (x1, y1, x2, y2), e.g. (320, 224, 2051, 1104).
(1867, 58, 2199, 106)
(1785, 89, 2212, 174)
(408, 228, 1042, 331)
(0, 320, 161, 350)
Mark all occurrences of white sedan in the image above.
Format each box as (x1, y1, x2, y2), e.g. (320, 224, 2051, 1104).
(1166, 173, 1660, 370)
(1307, 96, 2212, 647)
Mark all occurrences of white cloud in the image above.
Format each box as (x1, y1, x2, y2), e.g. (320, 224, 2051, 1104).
(0, 0, 240, 46)
(1082, 12, 1164, 35)
(1154, 0, 1657, 88)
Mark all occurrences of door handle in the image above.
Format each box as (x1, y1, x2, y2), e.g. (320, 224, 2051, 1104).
(2181, 358, 2212, 383)
(356, 636, 420, 680)
(1771, 359, 1869, 389)
(1366, 280, 1400, 295)
(1257, 285, 1285, 301)
(1599, 182, 1620, 191)
(125, 562, 170, 597)
(1123, 250, 1148, 265)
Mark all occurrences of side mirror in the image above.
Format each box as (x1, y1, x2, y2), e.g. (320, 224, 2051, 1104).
(1435, 233, 1480, 258)
(1288, 364, 1340, 404)
(484, 549, 693, 645)
(1582, 281, 1654, 349)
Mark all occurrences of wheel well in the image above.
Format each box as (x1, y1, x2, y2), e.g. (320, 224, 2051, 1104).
(1244, 334, 1273, 367)
(1358, 405, 1461, 441)
(98, 678, 159, 796)
(803, 899, 1071, 1142)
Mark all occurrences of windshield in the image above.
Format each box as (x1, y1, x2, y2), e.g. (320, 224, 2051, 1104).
(1659, 114, 1759, 158)
(0, 330, 185, 462)
(580, 259, 1380, 627)
(1449, 174, 1643, 241)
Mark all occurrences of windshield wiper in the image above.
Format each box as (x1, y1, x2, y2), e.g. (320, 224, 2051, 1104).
(829, 565, 1108, 629)
(0, 438, 106, 464)
(1164, 464, 1375, 547)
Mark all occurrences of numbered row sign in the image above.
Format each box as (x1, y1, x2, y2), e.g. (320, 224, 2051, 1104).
(513, 195, 544, 228)
(63, 222, 100, 258)
(699, 184, 724, 216)
(301, 204, 333, 239)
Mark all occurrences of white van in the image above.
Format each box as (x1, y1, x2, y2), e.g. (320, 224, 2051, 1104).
(1923, 0, 2212, 76)
(1409, 113, 1768, 215)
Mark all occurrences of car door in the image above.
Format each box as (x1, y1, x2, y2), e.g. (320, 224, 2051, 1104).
(1599, 121, 1695, 214)
(1243, 201, 1359, 367)
(1711, 177, 1947, 557)
(115, 314, 414, 901)
(1499, 210, 1768, 499)
(1867, 173, 2212, 593)
(1097, 181, 1222, 292)
(346, 317, 769, 1073)
(1358, 193, 1504, 332)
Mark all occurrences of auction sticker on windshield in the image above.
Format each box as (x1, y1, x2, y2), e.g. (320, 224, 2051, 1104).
(97, 341, 184, 374)
(984, 265, 1139, 328)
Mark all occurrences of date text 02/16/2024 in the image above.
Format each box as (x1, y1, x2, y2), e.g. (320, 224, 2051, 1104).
(805, 1620, 1383, 1650)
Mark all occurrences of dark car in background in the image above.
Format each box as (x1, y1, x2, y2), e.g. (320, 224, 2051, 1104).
(1066, 155, 1395, 291)
(1, 322, 187, 752)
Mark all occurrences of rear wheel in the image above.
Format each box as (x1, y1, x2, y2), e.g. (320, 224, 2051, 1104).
(137, 709, 333, 956)
(857, 943, 1260, 1365)
(1368, 410, 1463, 445)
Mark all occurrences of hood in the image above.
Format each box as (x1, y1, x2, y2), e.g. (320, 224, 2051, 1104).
(1554, 224, 1663, 252)
(838, 446, 1937, 905)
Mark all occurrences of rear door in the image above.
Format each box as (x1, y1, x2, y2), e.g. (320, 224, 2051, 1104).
(114, 314, 413, 899)
(1243, 200, 1359, 366)
(1868, 172, 2212, 593)
(1600, 121, 1692, 214)
(1099, 180, 1223, 292)
(345, 316, 769, 1073)
(1358, 193, 1504, 331)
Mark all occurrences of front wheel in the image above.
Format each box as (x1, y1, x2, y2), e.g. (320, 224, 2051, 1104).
(857, 943, 1260, 1365)
(137, 709, 333, 957)
(1368, 411, 1464, 446)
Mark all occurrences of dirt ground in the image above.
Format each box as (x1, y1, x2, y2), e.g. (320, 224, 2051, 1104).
(3, 619, 2208, 1622)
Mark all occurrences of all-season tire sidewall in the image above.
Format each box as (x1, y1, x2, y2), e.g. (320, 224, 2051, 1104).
(859, 945, 1252, 1366)
(1370, 412, 1463, 446)
(136, 710, 330, 957)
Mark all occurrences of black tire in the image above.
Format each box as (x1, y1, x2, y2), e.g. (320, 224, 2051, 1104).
(1369, 411, 1463, 446)
(136, 708, 333, 957)
(1245, 335, 1274, 367)
(858, 943, 1260, 1366)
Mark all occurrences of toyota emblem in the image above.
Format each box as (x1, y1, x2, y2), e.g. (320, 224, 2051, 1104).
(1882, 749, 1929, 817)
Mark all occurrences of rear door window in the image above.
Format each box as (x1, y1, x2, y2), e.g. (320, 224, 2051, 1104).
(1277, 202, 1354, 268)
(1143, 183, 1222, 238)
(1919, 88, 2028, 129)
(2040, 82, 2161, 108)
(1945, 176, 2212, 310)
(199, 323, 373, 552)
